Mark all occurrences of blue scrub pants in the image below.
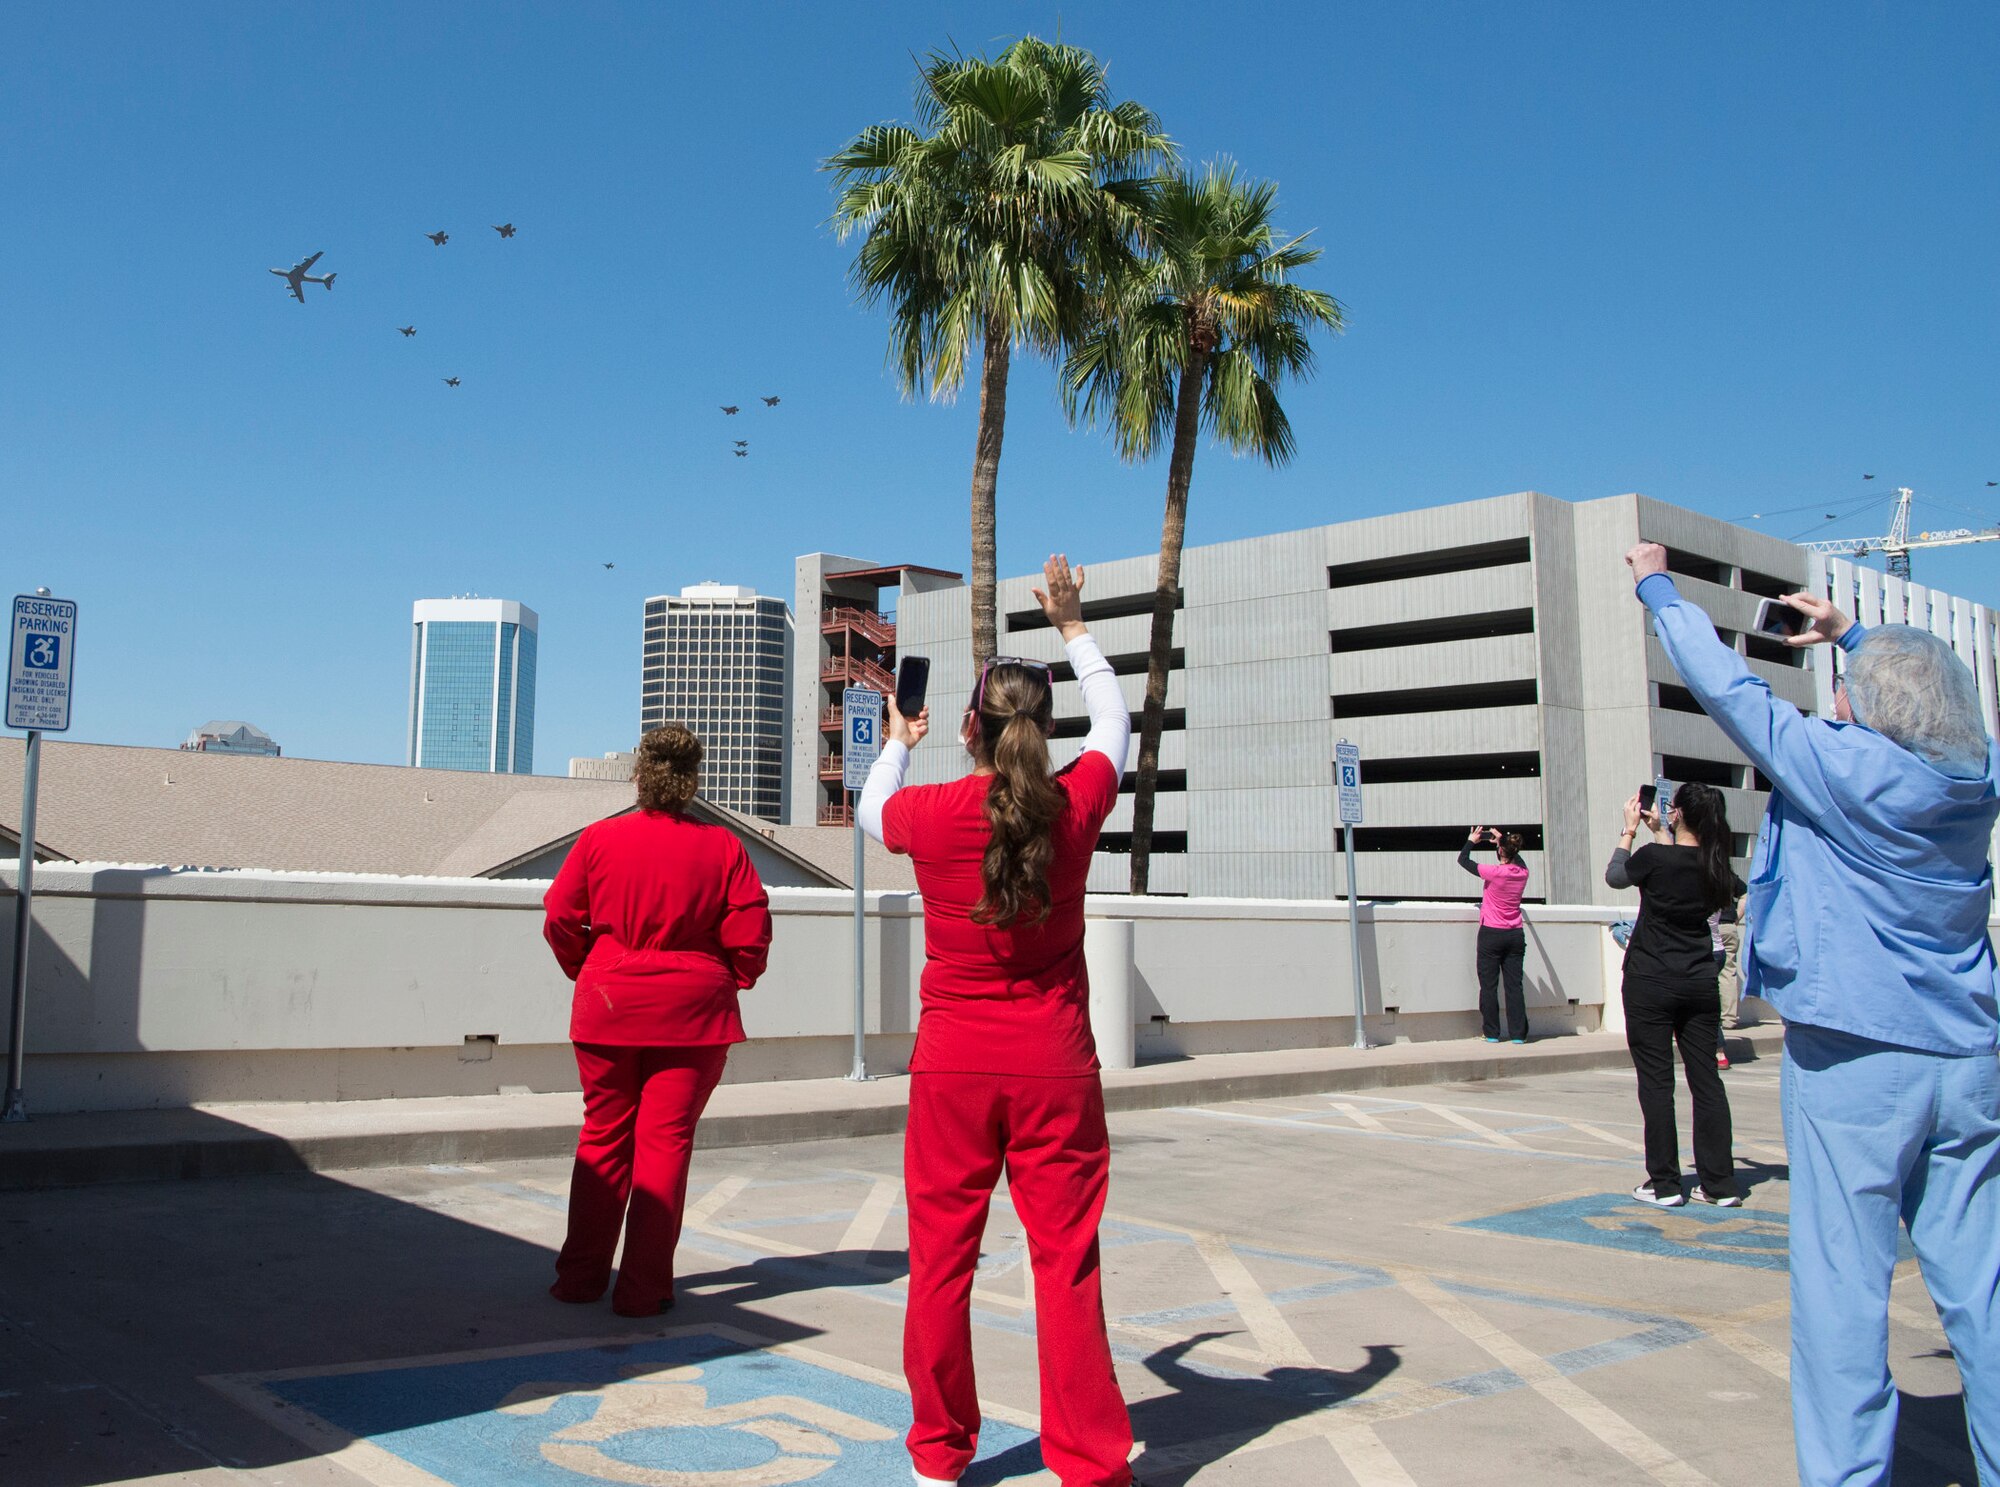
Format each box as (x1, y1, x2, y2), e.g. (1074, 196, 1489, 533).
(1784, 1023, 2000, 1486)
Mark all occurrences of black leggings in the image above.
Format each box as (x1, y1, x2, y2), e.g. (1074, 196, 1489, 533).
(1622, 977, 1735, 1197)
(1476, 926, 1527, 1040)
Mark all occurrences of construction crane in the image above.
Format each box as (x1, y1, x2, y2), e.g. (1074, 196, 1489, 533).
(1800, 487, 2000, 580)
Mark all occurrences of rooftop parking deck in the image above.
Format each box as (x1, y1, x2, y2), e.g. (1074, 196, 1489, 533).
(0, 1057, 1974, 1486)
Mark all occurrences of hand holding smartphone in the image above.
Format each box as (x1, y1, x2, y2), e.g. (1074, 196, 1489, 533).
(895, 656, 930, 718)
(1754, 596, 1808, 639)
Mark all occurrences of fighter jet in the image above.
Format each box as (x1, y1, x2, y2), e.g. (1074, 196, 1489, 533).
(720, 405, 740, 415)
(443, 377, 461, 387)
(603, 562, 615, 569)
(270, 252, 336, 303)
(427, 231, 449, 246)
(733, 449, 748, 458)
(398, 325, 416, 337)
(493, 223, 516, 238)
(733, 440, 748, 448)
(761, 396, 780, 406)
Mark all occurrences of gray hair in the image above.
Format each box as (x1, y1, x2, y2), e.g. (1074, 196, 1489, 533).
(1844, 625, 1991, 772)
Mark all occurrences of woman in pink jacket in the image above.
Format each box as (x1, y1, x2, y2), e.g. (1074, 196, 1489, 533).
(1460, 826, 1530, 1043)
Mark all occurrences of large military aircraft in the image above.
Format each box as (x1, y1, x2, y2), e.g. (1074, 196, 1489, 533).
(270, 252, 336, 303)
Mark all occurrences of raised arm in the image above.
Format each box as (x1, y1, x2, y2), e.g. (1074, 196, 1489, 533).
(858, 697, 927, 845)
(1035, 554, 1131, 770)
(1604, 793, 1644, 889)
(1625, 544, 1862, 826)
(1458, 827, 1488, 878)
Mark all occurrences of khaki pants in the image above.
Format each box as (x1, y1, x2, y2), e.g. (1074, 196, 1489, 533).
(1717, 923, 1744, 1028)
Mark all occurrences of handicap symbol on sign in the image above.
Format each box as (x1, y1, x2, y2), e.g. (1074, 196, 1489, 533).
(23, 635, 59, 671)
(850, 716, 873, 748)
(1340, 765, 1357, 788)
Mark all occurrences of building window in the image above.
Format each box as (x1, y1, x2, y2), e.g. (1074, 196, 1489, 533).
(1331, 679, 1537, 719)
(1326, 538, 1530, 591)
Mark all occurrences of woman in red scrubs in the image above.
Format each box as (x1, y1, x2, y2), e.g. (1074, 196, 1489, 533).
(859, 555, 1142, 1487)
(542, 724, 772, 1316)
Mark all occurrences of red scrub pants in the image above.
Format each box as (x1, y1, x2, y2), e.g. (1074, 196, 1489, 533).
(904, 1072, 1132, 1487)
(553, 1043, 728, 1316)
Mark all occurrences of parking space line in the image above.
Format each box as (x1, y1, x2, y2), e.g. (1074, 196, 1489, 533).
(1175, 1107, 1632, 1169)
(1708, 1325, 1788, 1380)
(1190, 1231, 1317, 1368)
(686, 1173, 751, 1226)
(834, 1177, 901, 1261)
(1407, 1102, 1531, 1149)
(1325, 1421, 1423, 1486)
(1393, 1269, 1716, 1486)
(1329, 1101, 1389, 1131)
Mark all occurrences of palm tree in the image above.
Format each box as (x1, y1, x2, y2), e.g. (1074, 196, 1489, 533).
(1065, 163, 1345, 893)
(828, 38, 1171, 663)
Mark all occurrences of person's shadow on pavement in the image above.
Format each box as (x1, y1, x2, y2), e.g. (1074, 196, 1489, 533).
(962, 1332, 1401, 1485)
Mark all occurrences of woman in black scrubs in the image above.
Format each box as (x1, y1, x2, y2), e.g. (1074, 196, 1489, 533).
(1605, 782, 1744, 1209)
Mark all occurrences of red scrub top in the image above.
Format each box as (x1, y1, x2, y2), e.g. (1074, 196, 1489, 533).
(543, 810, 772, 1047)
(882, 752, 1121, 1076)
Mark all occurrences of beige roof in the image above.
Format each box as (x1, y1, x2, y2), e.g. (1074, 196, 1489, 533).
(0, 739, 920, 889)
(0, 741, 640, 877)
(753, 823, 916, 892)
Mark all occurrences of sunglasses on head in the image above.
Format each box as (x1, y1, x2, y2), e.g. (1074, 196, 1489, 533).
(965, 656, 1056, 730)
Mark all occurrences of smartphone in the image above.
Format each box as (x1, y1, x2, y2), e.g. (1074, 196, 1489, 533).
(1637, 784, 1657, 813)
(1754, 596, 1807, 639)
(895, 655, 930, 716)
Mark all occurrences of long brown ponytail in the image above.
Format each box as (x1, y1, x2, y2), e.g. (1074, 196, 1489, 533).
(971, 664, 1065, 927)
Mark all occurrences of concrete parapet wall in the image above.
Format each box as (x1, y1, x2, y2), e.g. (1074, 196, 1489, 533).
(1, 861, 1953, 1114)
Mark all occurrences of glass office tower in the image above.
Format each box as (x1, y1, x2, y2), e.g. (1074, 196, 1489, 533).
(408, 598, 538, 773)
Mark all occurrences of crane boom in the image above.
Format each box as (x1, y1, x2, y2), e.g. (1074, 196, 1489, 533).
(1798, 487, 2000, 579)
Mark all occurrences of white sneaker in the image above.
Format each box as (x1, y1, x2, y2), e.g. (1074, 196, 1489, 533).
(913, 1469, 958, 1486)
(1695, 1187, 1744, 1208)
(1631, 1183, 1686, 1208)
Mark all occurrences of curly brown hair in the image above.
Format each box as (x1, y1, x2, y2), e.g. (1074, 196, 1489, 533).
(634, 725, 702, 812)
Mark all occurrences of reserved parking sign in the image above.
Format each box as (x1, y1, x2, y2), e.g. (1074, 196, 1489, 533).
(8, 595, 77, 732)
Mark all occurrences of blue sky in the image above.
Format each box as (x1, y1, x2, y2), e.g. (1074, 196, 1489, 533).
(5, 3, 1995, 770)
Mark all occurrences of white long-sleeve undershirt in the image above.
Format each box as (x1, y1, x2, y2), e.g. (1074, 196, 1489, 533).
(856, 631, 1129, 845)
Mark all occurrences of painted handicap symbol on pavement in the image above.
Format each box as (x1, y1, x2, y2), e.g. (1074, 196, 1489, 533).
(1456, 1192, 1915, 1271)
(209, 1325, 1042, 1486)
(500, 1362, 891, 1484)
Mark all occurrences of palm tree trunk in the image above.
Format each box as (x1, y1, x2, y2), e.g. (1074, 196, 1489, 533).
(969, 322, 1010, 666)
(1129, 345, 1207, 894)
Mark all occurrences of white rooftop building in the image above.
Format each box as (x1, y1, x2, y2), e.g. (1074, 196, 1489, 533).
(180, 720, 281, 757)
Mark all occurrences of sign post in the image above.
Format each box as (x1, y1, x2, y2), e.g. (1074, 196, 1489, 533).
(842, 687, 883, 1082)
(7, 591, 77, 1123)
(1335, 739, 1368, 1051)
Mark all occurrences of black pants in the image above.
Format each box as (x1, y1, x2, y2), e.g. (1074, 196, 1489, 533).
(1623, 978, 1735, 1197)
(1476, 926, 1527, 1040)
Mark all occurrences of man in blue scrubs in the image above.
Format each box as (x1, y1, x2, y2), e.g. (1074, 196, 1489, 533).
(1626, 541, 2000, 1485)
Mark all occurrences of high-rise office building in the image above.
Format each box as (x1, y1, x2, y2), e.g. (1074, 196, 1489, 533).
(408, 598, 538, 774)
(640, 584, 792, 821)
